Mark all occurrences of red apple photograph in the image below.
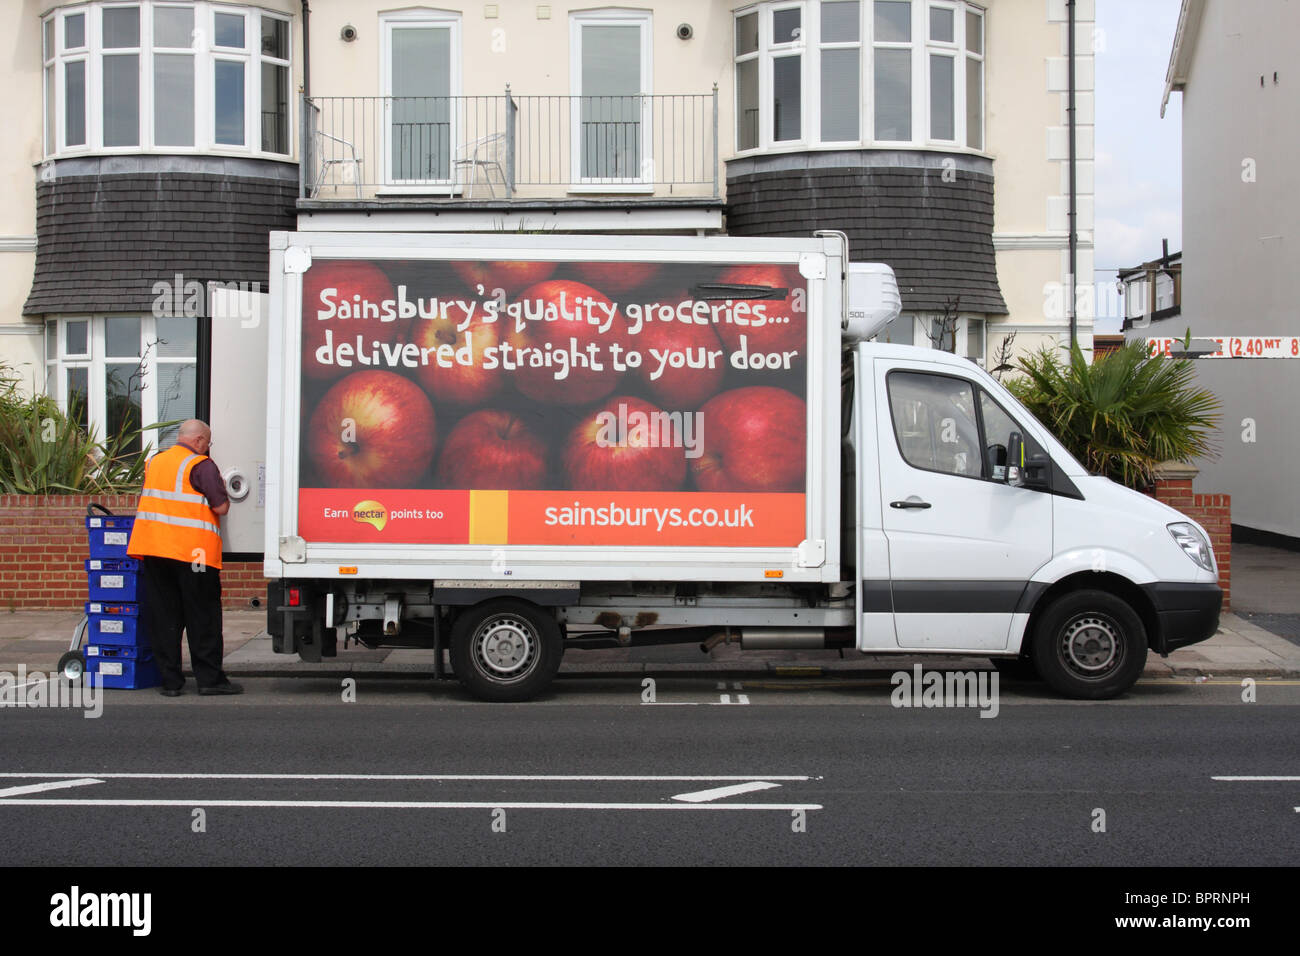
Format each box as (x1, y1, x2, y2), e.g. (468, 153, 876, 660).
(306, 370, 437, 488)
(629, 298, 727, 409)
(570, 261, 661, 296)
(450, 259, 558, 298)
(412, 310, 505, 406)
(507, 279, 628, 405)
(562, 395, 688, 492)
(690, 386, 806, 493)
(710, 263, 807, 358)
(436, 409, 548, 490)
(301, 260, 409, 383)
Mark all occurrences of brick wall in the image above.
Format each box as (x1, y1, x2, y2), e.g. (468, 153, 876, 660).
(0, 495, 266, 611)
(1147, 474, 1232, 611)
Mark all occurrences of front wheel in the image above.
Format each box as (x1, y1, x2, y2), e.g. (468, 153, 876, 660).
(1031, 590, 1148, 700)
(449, 599, 564, 702)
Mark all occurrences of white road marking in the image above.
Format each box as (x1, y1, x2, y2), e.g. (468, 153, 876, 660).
(0, 778, 103, 798)
(1212, 776, 1300, 782)
(671, 781, 781, 803)
(0, 771, 816, 782)
(0, 798, 821, 811)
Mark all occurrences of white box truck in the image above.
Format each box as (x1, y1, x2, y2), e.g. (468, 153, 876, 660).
(231, 231, 1221, 701)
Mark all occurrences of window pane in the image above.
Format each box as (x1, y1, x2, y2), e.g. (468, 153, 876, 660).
(879, 314, 914, 345)
(45, 64, 55, 151)
(154, 7, 194, 48)
(67, 366, 89, 433)
(966, 56, 982, 148)
(979, 391, 1020, 479)
(874, 1, 911, 42)
(105, 316, 141, 357)
(736, 58, 759, 150)
(106, 362, 143, 453)
(214, 60, 246, 145)
(821, 49, 859, 140)
(930, 53, 954, 139)
(581, 25, 641, 179)
(65, 60, 86, 146)
(154, 316, 198, 358)
(66, 13, 86, 49)
(773, 55, 801, 141)
(261, 62, 289, 153)
(735, 12, 758, 56)
(103, 7, 140, 48)
(390, 27, 451, 180)
(262, 16, 288, 59)
(45, 321, 56, 360)
(155, 54, 195, 147)
(889, 372, 981, 477)
(822, 1, 860, 42)
(156, 363, 197, 443)
(44, 19, 54, 59)
(215, 12, 245, 49)
(874, 48, 911, 140)
(103, 55, 140, 146)
(773, 8, 802, 44)
(65, 319, 89, 355)
(965, 318, 984, 361)
(930, 6, 954, 43)
(966, 10, 983, 54)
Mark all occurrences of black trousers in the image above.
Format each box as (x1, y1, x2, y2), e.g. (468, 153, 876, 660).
(140, 556, 228, 690)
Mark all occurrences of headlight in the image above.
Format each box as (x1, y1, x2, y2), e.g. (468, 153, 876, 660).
(1168, 522, 1215, 573)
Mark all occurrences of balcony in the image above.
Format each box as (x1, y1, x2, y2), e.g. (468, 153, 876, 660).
(299, 89, 720, 227)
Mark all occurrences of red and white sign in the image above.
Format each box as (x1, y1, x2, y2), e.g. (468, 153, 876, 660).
(1147, 336, 1300, 359)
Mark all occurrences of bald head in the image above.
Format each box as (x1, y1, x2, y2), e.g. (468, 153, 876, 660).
(178, 419, 211, 443)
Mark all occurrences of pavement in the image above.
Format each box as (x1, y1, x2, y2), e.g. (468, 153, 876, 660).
(2, 542, 1298, 683)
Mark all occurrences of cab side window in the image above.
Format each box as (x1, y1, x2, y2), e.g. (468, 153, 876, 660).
(978, 389, 1046, 481)
(887, 372, 982, 478)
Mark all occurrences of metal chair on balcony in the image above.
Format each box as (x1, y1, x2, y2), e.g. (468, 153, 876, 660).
(453, 132, 507, 198)
(308, 103, 363, 198)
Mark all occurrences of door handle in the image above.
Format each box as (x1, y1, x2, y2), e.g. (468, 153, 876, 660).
(889, 498, 931, 510)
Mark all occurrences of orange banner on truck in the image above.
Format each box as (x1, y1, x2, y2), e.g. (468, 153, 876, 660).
(298, 489, 805, 547)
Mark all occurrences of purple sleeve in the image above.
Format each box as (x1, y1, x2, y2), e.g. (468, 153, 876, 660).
(189, 458, 229, 509)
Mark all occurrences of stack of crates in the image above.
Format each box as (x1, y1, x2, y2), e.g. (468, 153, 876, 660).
(84, 512, 159, 689)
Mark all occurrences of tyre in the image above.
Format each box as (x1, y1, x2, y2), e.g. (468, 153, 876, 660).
(56, 651, 85, 681)
(1031, 589, 1148, 699)
(449, 599, 563, 702)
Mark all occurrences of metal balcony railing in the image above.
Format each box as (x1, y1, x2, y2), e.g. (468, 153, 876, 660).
(300, 88, 719, 201)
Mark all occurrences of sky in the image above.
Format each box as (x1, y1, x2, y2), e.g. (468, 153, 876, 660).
(1092, 0, 1184, 332)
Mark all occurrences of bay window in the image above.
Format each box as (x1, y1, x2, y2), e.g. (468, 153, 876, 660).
(734, 0, 985, 153)
(42, 2, 292, 159)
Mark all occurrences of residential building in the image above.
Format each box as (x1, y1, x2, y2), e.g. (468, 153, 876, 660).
(1117, 243, 1180, 332)
(3, 0, 1096, 450)
(1162, 0, 1299, 541)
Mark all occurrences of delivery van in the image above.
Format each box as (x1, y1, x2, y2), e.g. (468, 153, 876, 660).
(218, 231, 1221, 701)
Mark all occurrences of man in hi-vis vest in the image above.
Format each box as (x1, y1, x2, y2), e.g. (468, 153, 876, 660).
(128, 419, 242, 697)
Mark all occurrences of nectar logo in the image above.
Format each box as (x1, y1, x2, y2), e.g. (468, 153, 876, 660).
(352, 500, 388, 531)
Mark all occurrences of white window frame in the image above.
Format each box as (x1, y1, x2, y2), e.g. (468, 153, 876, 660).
(569, 9, 654, 192)
(733, 0, 986, 155)
(44, 315, 199, 447)
(379, 9, 462, 193)
(41, 2, 293, 161)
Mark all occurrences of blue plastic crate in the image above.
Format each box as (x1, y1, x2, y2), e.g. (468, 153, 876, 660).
(86, 514, 135, 559)
(86, 566, 139, 602)
(87, 655, 160, 690)
(84, 601, 149, 647)
(86, 643, 152, 661)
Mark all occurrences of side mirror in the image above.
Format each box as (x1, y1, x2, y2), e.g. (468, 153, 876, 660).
(1005, 432, 1024, 485)
(1022, 453, 1053, 491)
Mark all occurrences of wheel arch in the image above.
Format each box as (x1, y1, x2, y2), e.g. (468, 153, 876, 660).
(1024, 571, 1160, 654)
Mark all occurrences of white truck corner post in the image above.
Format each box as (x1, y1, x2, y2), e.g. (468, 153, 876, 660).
(240, 231, 1221, 701)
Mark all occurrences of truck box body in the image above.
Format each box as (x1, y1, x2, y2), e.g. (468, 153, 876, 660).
(265, 233, 847, 584)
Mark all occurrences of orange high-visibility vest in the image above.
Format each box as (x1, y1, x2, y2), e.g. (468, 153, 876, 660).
(127, 443, 224, 570)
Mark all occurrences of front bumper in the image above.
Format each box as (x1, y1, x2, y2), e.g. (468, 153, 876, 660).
(1142, 582, 1223, 655)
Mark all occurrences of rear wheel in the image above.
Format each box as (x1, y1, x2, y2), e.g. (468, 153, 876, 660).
(449, 599, 563, 702)
(1031, 589, 1147, 699)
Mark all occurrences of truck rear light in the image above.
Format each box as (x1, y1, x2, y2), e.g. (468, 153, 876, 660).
(287, 587, 301, 607)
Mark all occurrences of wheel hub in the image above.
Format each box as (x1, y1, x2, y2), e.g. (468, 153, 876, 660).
(475, 618, 536, 678)
(1062, 616, 1120, 673)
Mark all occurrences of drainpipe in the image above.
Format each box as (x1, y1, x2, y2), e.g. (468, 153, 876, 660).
(301, 1, 311, 99)
(1067, 0, 1078, 349)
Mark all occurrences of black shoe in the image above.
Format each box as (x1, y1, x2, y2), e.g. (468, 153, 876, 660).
(198, 681, 244, 696)
(159, 687, 183, 698)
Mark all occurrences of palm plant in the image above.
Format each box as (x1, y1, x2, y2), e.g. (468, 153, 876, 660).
(1006, 341, 1220, 489)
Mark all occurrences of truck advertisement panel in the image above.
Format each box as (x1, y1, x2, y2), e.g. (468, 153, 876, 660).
(295, 258, 808, 548)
